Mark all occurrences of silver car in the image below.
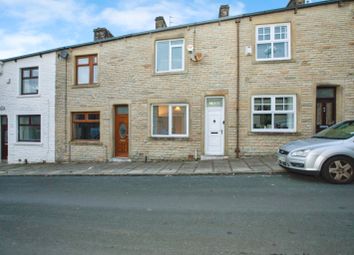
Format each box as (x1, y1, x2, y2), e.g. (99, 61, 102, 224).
(278, 120, 354, 184)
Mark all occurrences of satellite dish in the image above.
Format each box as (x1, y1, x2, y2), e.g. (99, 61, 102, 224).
(195, 52, 203, 62)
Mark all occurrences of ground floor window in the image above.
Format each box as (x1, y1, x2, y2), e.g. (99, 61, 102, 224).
(251, 95, 296, 132)
(72, 112, 100, 140)
(152, 104, 189, 137)
(18, 115, 41, 142)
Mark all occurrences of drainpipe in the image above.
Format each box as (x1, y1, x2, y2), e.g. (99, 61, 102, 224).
(65, 55, 69, 161)
(58, 49, 70, 162)
(235, 19, 241, 158)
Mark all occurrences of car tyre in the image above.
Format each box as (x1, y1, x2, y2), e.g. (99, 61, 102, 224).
(321, 156, 354, 184)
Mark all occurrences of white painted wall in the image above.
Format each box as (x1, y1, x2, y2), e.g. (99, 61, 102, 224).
(0, 53, 56, 164)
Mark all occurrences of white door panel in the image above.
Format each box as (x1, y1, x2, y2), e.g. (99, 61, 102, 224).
(205, 97, 224, 155)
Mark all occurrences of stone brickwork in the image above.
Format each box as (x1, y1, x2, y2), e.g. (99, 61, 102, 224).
(238, 2, 354, 155)
(55, 1, 354, 162)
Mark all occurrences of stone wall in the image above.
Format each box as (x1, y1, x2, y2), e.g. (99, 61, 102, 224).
(238, 2, 354, 155)
(55, 1, 354, 161)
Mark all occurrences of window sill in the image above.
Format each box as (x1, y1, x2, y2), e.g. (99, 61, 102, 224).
(14, 142, 43, 146)
(153, 70, 187, 76)
(70, 140, 102, 146)
(150, 136, 190, 141)
(253, 59, 295, 65)
(249, 131, 300, 135)
(72, 83, 100, 89)
(17, 94, 41, 98)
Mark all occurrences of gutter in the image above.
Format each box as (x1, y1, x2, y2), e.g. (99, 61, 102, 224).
(235, 19, 241, 158)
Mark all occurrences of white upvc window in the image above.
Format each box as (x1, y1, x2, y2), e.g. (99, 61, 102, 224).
(256, 23, 291, 61)
(251, 95, 296, 132)
(155, 39, 184, 73)
(151, 104, 189, 137)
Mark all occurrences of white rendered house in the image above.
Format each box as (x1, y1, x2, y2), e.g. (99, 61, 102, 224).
(0, 52, 56, 164)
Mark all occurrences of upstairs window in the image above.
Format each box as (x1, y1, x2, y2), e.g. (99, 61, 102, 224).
(72, 112, 100, 140)
(252, 95, 296, 132)
(21, 67, 38, 95)
(155, 39, 184, 73)
(256, 23, 291, 61)
(76, 55, 98, 85)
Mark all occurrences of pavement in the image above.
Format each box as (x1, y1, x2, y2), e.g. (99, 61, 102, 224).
(0, 156, 285, 176)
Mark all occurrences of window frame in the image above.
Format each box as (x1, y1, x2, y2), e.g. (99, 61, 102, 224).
(75, 54, 98, 85)
(21, 67, 39, 95)
(151, 103, 189, 138)
(255, 23, 291, 61)
(155, 39, 185, 73)
(17, 115, 41, 142)
(251, 95, 296, 133)
(72, 112, 100, 141)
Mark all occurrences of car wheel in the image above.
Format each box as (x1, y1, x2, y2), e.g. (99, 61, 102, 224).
(322, 156, 354, 184)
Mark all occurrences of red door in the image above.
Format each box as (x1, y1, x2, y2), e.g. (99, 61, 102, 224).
(115, 106, 129, 157)
(1, 116, 8, 160)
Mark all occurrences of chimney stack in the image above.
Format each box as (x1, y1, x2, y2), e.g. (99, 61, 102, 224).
(287, 0, 306, 8)
(219, 5, 230, 18)
(93, 27, 113, 41)
(155, 16, 167, 29)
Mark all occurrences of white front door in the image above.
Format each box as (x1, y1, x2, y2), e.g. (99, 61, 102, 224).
(205, 97, 225, 155)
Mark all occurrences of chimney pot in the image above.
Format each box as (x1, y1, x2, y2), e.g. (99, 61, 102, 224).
(219, 5, 230, 18)
(155, 16, 167, 29)
(93, 27, 113, 41)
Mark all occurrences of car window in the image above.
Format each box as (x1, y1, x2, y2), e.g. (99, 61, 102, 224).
(313, 121, 354, 139)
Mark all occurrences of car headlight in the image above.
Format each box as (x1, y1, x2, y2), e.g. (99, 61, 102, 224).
(290, 149, 311, 158)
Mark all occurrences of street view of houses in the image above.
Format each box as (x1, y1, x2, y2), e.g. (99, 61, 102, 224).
(0, 0, 353, 254)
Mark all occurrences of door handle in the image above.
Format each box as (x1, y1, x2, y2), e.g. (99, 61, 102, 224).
(221, 130, 223, 135)
(211, 132, 218, 134)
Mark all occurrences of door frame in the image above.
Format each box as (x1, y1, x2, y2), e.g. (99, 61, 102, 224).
(204, 96, 225, 156)
(114, 105, 129, 158)
(1, 115, 8, 161)
(316, 87, 336, 132)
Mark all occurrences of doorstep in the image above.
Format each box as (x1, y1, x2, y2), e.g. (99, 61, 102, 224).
(201, 155, 229, 161)
(111, 157, 132, 162)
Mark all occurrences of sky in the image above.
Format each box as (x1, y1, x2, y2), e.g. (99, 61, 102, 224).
(0, 0, 322, 59)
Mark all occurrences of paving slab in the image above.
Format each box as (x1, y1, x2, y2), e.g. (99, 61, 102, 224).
(121, 162, 144, 173)
(229, 159, 252, 173)
(244, 157, 265, 167)
(259, 156, 285, 173)
(213, 160, 232, 173)
(108, 169, 130, 175)
(178, 161, 198, 174)
(0, 157, 285, 176)
(195, 160, 213, 174)
(159, 161, 183, 175)
(70, 169, 90, 175)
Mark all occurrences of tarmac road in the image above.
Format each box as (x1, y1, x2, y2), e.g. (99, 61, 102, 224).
(0, 174, 353, 255)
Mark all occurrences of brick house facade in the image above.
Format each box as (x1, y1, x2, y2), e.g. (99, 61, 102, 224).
(53, 0, 354, 162)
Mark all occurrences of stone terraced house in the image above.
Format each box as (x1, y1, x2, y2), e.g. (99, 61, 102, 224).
(1, 0, 354, 164)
